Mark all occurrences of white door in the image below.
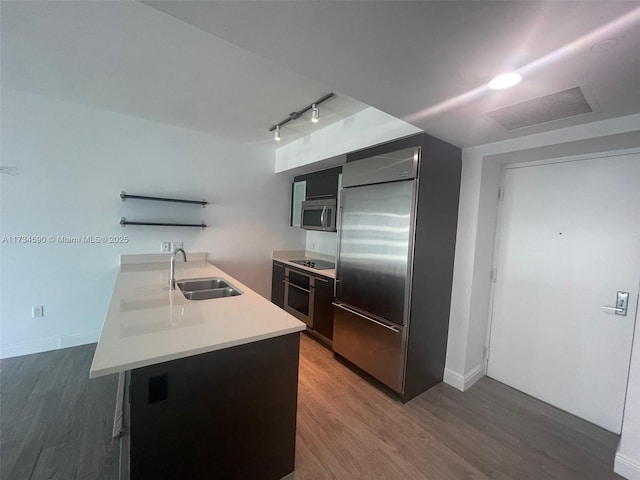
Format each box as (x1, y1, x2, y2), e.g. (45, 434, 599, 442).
(487, 152, 640, 433)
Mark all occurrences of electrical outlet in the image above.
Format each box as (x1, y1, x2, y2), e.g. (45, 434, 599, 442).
(161, 242, 171, 253)
(172, 242, 183, 251)
(32, 305, 44, 318)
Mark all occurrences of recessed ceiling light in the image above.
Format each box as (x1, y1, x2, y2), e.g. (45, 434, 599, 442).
(488, 72, 522, 90)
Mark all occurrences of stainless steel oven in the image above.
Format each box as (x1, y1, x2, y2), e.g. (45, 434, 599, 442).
(283, 267, 315, 328)
(300, 199, 336, 231)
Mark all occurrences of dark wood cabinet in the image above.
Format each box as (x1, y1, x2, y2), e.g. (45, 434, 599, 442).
(271, 261, 285, 308)
(128, 333, 300, 480)
(304, 168, 341, 199)
(312, 276, 334, 341)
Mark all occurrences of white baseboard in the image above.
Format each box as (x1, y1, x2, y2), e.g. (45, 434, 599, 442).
(0, 332, 99, 359)
(464, 363, 485, 389)
(443, 369, 465, 391)
(444, 363, 485, 392)
(615, 452, 640, 480)
(60, 331, 99, 349)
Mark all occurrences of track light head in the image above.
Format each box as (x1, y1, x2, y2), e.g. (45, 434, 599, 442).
(269, 93, 333, 141)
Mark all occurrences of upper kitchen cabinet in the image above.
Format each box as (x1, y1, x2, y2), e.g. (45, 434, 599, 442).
(290, 181, 306, 227)
(303, 167, 342, 199)
(289, 166, 342, 228)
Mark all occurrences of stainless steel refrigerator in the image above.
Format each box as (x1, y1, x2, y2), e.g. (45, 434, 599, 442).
(333, 147, 419, 393)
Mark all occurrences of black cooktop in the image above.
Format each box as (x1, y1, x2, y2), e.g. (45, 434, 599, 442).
(290, 259, 335, 270)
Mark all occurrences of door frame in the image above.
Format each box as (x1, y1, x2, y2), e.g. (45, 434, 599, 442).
(483, 147, 640, 401)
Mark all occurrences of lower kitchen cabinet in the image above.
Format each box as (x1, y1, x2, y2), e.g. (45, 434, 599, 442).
(312, 276, 334, 341)
(271, 261, 285, 308)
(271, 260, 334, 344)
(127, 334, 300, 480)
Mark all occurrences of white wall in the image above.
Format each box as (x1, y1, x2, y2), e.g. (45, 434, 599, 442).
(0, 88, 305, 358)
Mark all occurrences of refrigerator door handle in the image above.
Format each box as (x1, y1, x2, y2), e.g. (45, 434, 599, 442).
(332, 302, 400, 333)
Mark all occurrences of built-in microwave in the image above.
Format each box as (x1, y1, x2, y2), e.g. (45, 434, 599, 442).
(300, 199, 337, 231)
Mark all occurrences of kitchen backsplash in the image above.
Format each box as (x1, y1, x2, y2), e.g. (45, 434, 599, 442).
(305, 230, 337, 257)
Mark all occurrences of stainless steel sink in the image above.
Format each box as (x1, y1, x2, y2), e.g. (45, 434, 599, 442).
(179, 278, 232, 291)
(181, 287, 241, 301)
(177, 277, 242, 301)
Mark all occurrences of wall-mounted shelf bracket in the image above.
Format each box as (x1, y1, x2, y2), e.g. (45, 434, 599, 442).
(120, 217, 207, 229)
(121, 191, 207, 207)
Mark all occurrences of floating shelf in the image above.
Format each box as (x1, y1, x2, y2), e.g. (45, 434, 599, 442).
(119, 190, 208, 229)
(121, 191, 208, 207)
(120, 218, 207, 229)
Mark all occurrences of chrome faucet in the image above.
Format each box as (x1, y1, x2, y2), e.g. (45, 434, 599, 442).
(169, 248, 187, 290)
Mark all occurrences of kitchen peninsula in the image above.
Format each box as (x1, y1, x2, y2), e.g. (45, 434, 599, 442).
(90, 254, 305, 480)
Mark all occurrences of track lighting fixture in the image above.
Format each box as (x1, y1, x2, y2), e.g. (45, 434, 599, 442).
(269, 92, 334, 141)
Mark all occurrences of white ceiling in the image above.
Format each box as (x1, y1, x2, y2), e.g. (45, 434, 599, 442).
(0, 1, 367, 147)
(146, 0, 640, 148)
(3, 1, 640, 149)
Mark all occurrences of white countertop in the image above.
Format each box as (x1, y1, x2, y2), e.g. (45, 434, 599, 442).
(272, 250, 336, 279)
(90, 259, 305, 378)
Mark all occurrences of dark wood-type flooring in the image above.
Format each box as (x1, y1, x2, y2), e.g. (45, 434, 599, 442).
(0, 344, 119, 479)
(0, 334, 623, 479)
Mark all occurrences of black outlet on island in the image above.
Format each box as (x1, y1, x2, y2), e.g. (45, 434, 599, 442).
(148, 374, 168, 403)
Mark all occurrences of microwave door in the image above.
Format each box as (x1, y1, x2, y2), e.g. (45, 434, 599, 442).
(302, 199, 336, 231)
(302, 207, 324, 230)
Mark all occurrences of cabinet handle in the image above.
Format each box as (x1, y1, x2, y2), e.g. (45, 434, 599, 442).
(306, 194, 335, 200)
(283, 280, 311, 293)
(320, 206, 327, 231)
(274, 262, 284, 268)
(332, 302, 400, 333)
